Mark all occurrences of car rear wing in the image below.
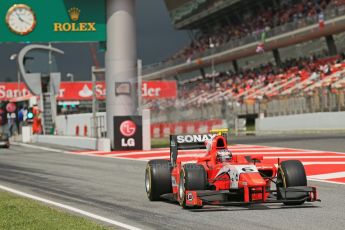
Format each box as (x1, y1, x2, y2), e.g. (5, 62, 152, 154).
(170, 133, 216, 166)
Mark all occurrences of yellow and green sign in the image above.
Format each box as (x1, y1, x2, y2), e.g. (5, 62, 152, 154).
(0, 0, 106, 42)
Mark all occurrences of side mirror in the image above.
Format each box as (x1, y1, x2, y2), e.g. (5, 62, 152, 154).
(251, 155, 263, 164)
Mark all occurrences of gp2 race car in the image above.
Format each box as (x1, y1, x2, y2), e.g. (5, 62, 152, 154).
(0, 132, 10, 148)
(145, 129, 320, 208)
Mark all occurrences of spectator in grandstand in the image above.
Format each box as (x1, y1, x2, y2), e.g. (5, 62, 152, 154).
(321, 63, 332, 75)
(143, 52, 343, 113)
(167, 0, 338, 63)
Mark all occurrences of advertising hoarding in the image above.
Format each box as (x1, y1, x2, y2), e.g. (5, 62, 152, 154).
(0, 0, 106, 42)
(0, 81, 177, 101)
(113, 116, 143, 150)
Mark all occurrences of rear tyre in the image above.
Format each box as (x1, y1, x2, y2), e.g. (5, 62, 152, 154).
(277, 160, 307, 205)
(145, 160, 172, 201)
(179, 163, 207, 209)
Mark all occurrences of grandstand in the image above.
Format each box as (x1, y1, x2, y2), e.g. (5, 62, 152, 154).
(142, 0, 345, 133)
(144, 0, 345, 76)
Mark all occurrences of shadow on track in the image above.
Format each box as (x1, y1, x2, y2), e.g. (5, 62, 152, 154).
(188, 204, 320, 212)
(159, 199, 320, 212)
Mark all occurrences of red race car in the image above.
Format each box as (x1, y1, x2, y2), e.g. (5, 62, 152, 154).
(145, 129, 320, 208)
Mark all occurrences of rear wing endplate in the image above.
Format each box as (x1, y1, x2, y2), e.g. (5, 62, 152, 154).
(170, 134, 216, 166)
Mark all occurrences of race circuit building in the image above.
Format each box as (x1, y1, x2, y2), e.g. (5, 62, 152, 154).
(143, 0, 345, 80)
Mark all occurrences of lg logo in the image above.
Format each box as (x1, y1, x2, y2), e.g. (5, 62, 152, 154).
(120, 120, 136, 137)
(120, 120, 136, 147)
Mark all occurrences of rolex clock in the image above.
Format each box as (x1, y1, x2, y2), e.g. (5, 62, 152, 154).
(6, 4, 36, 35)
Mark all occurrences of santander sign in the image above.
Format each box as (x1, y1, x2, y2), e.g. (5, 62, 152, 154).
(0, 83, 32, 100)
(0, 81, 177, 101)
(141, 81, 176, 99)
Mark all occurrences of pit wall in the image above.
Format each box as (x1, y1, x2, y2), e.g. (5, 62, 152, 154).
(55, 113, 227, 138)
(32, 135, 97, 149)
(55, 112, 106, 137)
(256, 112, 345, 132)
(56, 112, 345, 137)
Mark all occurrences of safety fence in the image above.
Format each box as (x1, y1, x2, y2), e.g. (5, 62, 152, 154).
(150, 86, 345, 130)
(151, 119, 226, 138)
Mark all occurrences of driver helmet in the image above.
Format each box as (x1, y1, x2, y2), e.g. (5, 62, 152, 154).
(216, 149, 232, 162)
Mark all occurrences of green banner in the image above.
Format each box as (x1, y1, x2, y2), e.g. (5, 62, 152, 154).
(0, 0, 106, 42)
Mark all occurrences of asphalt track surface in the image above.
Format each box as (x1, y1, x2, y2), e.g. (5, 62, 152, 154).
(0, 133, 345, 230)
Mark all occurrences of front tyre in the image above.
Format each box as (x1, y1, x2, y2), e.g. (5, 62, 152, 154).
(277, 160, 307, 205)
(145, 160, 172, 201)
(179, 163, 207, 208)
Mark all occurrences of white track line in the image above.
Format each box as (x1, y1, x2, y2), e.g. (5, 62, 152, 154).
(135, 152, 338, 160)
(102, 150, 325, 157)
(302, 162, 345, 165)
(139, 155, 198, 160)
(73, 151, 103, 154)
(230, 148, 302, 151)
(76, 149, 203, 156)
(0, 184, 142, 230)
(153, 145, 260, 150)
(308, 171, 345, 179)
(73, 146, 294, 156)
(264, 156, 345, 159)
(308, 178, 345, 185)
(253, 144, 345, 155)
(232, 151, 326, 155)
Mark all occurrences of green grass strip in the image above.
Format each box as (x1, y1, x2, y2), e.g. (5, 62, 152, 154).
(0, 191, 110, 230)
(151, 138, 169, 148)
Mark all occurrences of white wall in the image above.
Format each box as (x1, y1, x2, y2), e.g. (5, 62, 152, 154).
(55, 112, 106, 137)
(55, 110, 151, 150)
(256, 112, 345, 132)
(32, 135, 97, 149)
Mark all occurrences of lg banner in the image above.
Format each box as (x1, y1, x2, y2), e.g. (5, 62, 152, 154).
(113, 116, 143, 150)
